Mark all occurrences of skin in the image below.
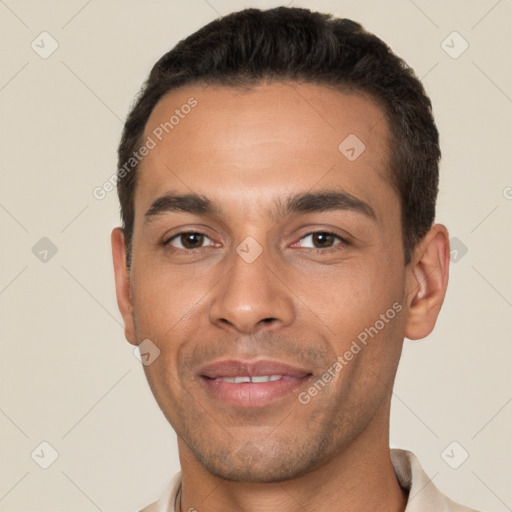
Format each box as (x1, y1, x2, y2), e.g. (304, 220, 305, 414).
(112, 82, 450, 512)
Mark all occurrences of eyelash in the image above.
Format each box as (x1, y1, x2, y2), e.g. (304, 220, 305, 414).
(163, 231, 216, 251)
(162, 231, 350, 253)
(294, 232, 349, 252)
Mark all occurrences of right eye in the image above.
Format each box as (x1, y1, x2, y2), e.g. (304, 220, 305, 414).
(165, 232, 214, 250)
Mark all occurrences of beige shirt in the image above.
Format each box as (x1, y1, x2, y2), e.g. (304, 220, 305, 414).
(139, 449, 479, 512)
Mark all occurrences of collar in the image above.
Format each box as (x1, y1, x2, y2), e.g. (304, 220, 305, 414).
(139, 448, 478, 512)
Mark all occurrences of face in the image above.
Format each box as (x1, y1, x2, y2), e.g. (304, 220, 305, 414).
(113, 82, 432, 483)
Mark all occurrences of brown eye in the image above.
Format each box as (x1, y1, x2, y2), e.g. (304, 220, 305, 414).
(299, 232, 343, 249)
(313, 233, 335, 248)
(167, 232, 212, 249)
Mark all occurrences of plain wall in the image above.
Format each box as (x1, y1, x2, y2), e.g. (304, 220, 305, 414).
(1, 1, 511, 510)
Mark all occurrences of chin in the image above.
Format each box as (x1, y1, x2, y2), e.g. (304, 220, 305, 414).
(190, 441, 321, 483)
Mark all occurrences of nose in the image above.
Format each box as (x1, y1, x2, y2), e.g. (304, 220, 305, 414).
(208, 242, 295, 334)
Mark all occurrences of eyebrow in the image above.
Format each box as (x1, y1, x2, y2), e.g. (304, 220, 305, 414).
(274, 190, 376, 222)
(144, 193, 219, 221)
(144, 190, 376, 223)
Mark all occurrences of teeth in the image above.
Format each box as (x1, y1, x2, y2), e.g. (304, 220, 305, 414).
(216, 377, 237, 383)
(250, 375, 271, 383)
(214, 375, 284, 383)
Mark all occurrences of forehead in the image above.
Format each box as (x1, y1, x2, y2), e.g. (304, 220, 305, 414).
(137, 81, 395, 217)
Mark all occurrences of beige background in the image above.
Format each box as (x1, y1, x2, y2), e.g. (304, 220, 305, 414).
(1, 0, 511, 511)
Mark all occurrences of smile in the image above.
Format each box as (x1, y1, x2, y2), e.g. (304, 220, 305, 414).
(210, 375, 294, 383)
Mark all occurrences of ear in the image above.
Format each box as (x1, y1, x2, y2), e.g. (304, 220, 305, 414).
(111, 227, 137, 345)
(404, 224, 450, 340)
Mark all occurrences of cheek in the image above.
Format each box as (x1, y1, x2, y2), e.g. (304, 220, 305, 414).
(289, 254, 404, 337)
(297, 252, 405, 356)
(129, 254, 214, 338)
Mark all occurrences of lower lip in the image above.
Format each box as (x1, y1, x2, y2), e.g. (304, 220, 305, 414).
(200, 376, 311, 408)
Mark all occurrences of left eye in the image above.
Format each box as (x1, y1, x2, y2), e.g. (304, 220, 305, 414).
(297, 232, 345, 249)
(167, 232, 214, 250)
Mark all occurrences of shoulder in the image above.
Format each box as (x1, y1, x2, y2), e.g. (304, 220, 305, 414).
(138, 472, 182, 512)
(391, 449, 481, 512)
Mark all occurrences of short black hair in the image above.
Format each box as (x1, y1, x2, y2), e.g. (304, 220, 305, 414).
(117, 6, 440, 267)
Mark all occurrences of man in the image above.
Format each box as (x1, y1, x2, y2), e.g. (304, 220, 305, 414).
(112, 7, 479, 512)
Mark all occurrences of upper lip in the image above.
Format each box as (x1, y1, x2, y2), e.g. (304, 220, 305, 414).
(199, 359, 312, 379)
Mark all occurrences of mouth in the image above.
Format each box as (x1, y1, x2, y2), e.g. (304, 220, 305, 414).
(198, 359, 313, 408)
(209, 375, 297, 383)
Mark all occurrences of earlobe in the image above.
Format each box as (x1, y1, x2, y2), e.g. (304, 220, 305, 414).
(404, 224, 450, 340)
(111, 227, 138, 345)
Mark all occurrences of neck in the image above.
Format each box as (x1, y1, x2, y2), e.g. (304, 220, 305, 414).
(176, 412, 408, 512)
